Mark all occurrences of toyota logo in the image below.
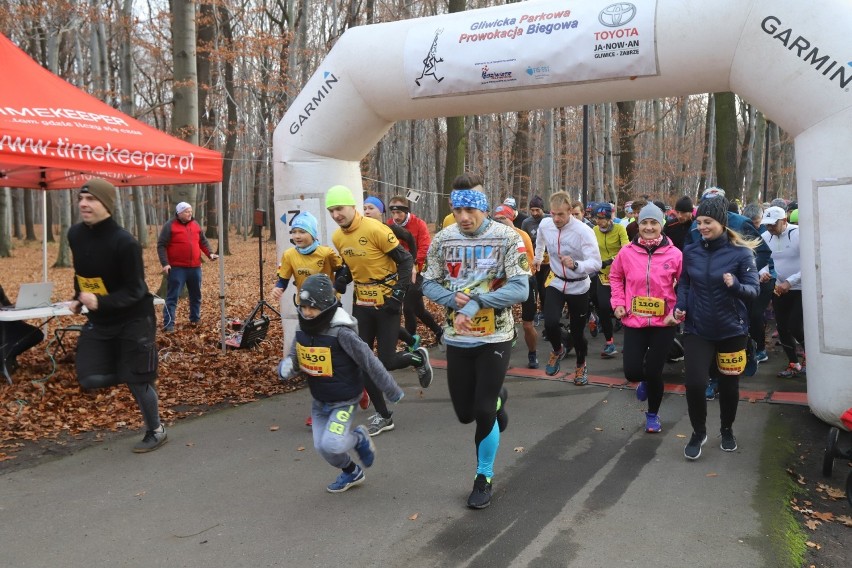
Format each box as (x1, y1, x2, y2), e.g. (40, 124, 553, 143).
(599, 3, 637, 27)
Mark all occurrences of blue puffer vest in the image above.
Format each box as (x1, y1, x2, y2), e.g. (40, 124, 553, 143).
(677, 232, 759, 340)
(295, 327, 363, 403)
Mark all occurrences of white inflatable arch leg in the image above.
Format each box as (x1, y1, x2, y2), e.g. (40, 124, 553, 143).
(273, 0, 852, 427)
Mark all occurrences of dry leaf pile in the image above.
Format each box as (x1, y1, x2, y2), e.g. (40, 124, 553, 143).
(0, 233, 302, 461)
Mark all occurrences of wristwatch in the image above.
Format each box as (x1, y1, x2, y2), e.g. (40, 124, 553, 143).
(572, 260, 579, 270)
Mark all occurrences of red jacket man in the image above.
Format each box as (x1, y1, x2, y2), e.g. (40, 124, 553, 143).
(156, 202, 218, 331)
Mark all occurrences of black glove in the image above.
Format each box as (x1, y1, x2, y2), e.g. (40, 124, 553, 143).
(382, 288, 405, 314)
(334, 265, 351, 294)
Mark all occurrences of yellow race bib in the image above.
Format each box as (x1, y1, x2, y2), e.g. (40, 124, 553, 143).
(76, 275, 108, 295)
(717, 350, 747, 376)
(296, 344, 333, 377)
(452, 308, 496, 337)
(544, 271, 555, 287)
(631, 295, 665, 317)
(354, 283, 385, 307)
(598, 271, 610, 286)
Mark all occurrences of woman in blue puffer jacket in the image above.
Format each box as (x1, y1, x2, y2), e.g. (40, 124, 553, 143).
(668, 197, 760, 461)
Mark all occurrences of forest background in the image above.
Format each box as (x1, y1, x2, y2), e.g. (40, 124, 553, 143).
(0, 0, 797, 262)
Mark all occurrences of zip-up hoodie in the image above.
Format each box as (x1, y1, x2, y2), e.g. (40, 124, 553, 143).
(676, 233, 760, 340)
(609, 236, 682, 328)
(534, 216, 602, 295)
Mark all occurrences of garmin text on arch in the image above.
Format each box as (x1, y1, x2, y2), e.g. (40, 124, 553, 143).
(289, 73, 339, 135)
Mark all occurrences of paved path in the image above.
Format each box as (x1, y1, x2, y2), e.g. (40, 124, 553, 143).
(0, 331, 808, 567)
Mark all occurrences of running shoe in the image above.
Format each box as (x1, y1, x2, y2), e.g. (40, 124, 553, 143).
(353, 425, 376, 467)
(645, 412, 661, 433)
(534, 311, 543, 327)
(777, 362, 802, 378)
(754, 350, 769, 363)
(705, 380, 717, 401)
(358, 388, 370, 410)
(545, 346, 566, 376)
(496, 388, 509, 432)
(684, 432, 708, 460)
(414, 347, 433, 388)
(636, 381, 648, 402)
(588, 313, 599, 337)
(327, 465, 364, 493)
(527, 351, 539, 369)
(409, 334, 421, 352)
(720, 428, 738, 452)
(305, 416, 312, 427)
(573, 363, 588, 386)
(367, 414, 394, 437)
(133, 425, 168, 453)
(467, 474, 493, 509)
(601, 342, 617, 358)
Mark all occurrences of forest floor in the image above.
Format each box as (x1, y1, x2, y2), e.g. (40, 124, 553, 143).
(0, 228, 849, 567)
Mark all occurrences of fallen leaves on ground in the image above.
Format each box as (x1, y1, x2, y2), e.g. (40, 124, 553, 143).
(0, 235, 300, 456)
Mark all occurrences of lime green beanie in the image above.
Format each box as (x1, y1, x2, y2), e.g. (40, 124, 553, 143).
(325, 185, 356, 208)
(789, 209, 798, 223)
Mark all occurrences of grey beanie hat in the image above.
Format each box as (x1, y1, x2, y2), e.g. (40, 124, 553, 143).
(637, 202, 665, 225)
(695, 196, 730, 227)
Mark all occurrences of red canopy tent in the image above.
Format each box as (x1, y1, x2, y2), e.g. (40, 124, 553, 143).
(0, 32, 228, 349)
(0, 33, 222, 188)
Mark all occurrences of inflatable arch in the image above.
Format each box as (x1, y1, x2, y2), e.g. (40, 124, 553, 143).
(273, 0, 852, 428)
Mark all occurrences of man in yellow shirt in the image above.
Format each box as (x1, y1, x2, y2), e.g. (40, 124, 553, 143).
(326, 185, 433, 437)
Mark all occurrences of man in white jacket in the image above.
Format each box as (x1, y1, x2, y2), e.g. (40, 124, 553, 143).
(759, 206, 804, 378)
(534, 191, 602, 384)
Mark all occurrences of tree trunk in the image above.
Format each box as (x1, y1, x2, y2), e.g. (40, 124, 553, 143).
(170, 0, 200, 212)
(509, 111, 531, 205)
(748, 112, 767, 204)
(218, 2, 237, 255)
(698, 93, 715, 193)
(616, 100, 636, 204)
(118, 0, 147, 245)
(24, 190, 36, 240)
(54, 190, 72, 268)
(12, 190, 22, 240)
(0, 189, 11, 257)
(714, 91, 739, 194)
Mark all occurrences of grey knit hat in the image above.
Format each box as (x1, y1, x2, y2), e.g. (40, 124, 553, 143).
(695, 196, 729, 227)
(638, 202, 665, 225)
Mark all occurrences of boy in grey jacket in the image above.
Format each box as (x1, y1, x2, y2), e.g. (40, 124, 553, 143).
(278, 274, 404, 492)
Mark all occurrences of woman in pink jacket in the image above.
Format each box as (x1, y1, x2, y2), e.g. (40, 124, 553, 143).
(609, 203, 683, 433)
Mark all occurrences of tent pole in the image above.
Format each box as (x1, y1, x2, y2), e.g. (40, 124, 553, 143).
(42, 190, 48, 281)
(218, 182, 226, 354)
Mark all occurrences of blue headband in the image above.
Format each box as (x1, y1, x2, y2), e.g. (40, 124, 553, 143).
(364, 196, 384, 213)
(450, 189, 489, 212)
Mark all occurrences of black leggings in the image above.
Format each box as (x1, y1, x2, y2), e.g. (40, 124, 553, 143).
(78, 374, 161, 431)
(535, 264, 550, 312)
(748, 279, 775, 351)
(622, 326, 676, 414)
(683, 334, 747, 435)
(594, 276, 615, 341)
(445, 340, 512, 448)
(403, 275, 443, 337)
(543, 287, 590, 365)
(354, 305, 415, 419)
(772, 290, 804, 364)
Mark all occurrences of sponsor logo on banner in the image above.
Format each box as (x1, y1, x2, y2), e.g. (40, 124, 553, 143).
(598, 3, 637, 27)
(289, 72, 339, 135)
(760, 15, 851, 91)
(404, 0, 658, 99)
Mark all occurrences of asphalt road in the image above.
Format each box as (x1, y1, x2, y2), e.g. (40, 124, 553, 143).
(0, 330, 813, 568)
